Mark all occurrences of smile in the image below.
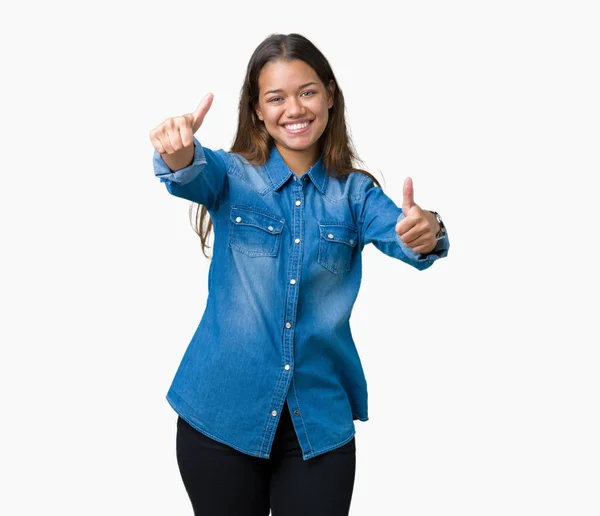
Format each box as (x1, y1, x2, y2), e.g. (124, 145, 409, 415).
(282, 121, 313, 134)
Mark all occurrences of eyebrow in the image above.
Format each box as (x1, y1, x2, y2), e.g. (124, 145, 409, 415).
(263, 82, 318, 96)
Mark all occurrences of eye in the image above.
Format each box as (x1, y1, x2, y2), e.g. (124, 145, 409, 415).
(268, 97, 283, 103)
(301, 91, 316, 97)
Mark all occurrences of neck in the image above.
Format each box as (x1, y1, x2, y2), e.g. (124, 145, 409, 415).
(275, 143, 320, 176)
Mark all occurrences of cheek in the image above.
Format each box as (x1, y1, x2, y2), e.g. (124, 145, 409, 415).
(318, 107, 330, 125)
(317, 100, 330, 119)
(264, 108, 282, 125)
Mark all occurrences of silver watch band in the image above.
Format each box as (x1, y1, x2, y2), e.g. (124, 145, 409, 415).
(429, 211, 446, 240)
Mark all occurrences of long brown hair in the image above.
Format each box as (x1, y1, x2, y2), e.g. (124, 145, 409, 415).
(191, 33, 382, 258)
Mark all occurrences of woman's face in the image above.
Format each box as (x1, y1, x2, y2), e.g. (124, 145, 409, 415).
(255, 59, 335, 160)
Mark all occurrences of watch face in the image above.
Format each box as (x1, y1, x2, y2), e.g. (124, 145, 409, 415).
(433, 212, 445, 239)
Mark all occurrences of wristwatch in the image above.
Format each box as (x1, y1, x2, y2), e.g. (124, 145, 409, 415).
(428, 211, 447, 240)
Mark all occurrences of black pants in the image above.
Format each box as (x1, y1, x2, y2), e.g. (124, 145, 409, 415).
(176, 402, 356, 515)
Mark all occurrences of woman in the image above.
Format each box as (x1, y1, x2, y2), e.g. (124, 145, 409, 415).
(150, 32, 449, 516)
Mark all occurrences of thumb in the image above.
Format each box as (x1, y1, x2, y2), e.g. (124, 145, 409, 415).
(402, 177, 415, 215)
(189, 93, 214, 134)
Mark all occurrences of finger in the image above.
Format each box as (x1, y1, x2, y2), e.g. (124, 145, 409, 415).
(413, 241, 434, 254)
(413, 245, 431, 254)
(150, 135, 166, 154)
(396, 216, 417, 236)
(178, 120, 194, 148)
(404, 233, 430, 248)
(400, 226, 426, 245)
(166, 124, 184, 153)
(191, 93, 214, 133)
(158, 133, 175, 154)
(402, 177, 414, 208)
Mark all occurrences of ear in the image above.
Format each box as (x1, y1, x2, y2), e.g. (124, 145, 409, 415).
(327, 80, 336, 109)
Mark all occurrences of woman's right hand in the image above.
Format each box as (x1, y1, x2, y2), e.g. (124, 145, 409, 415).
(149, 93, 214, 172)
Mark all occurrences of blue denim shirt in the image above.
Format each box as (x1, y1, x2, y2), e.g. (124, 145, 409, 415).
(153, 137, 450, 460)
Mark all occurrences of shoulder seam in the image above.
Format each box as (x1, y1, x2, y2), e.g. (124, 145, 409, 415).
(351, 173, 371, 203)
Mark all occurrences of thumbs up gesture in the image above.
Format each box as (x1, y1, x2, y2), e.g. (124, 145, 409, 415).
(395, 177, 441, 254)
(149, 93, 214, 171)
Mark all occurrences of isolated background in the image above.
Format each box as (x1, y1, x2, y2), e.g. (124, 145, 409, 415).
(1, 0, 599, 514)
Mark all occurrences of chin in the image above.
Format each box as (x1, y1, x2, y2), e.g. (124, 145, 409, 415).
(280, 140, 319, 153)
(277, 133, 324, 152)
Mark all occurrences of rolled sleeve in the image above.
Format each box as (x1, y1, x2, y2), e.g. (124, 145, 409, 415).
(354, 174, 450, 271)
(153, 136, 229, 212)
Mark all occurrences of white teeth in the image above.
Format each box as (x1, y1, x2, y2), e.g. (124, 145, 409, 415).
(285, 122, 310, 131)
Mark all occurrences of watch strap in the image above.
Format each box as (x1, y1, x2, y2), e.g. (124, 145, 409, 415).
(429, 211, 446, 240)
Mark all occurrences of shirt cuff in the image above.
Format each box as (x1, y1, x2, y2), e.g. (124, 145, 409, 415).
(153, 137, 207, 186)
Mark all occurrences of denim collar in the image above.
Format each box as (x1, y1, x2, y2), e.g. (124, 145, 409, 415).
(265, 145, 328, 194)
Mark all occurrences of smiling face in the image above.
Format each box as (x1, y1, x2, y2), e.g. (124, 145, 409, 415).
(254, 59, 335, 168)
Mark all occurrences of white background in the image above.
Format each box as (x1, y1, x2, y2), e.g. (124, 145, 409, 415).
(1, 0, 599, 514)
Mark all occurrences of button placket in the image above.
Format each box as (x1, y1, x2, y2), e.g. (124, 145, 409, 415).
(268, 176, 305, 434)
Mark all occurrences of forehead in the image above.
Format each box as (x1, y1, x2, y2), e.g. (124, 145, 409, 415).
(258, 59, 321, 91)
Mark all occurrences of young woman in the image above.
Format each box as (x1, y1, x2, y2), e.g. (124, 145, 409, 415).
(150, 32, 449, 516)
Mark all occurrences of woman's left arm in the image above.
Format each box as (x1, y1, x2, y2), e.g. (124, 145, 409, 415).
(352, 174, 450, 271)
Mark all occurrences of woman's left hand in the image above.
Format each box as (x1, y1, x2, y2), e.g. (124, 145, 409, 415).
(395, 177, 441, 255)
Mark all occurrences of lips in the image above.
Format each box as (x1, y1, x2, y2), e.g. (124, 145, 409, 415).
(282, 120, 313, 133)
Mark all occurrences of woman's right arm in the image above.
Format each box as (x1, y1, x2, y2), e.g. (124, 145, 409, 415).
(153, 137, 228, 211)
(150, 93, 228, 211)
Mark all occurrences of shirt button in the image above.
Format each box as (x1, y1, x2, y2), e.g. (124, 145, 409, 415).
(285, 322, 292, 329)
(284, 364, 290, 370)
(268, 225, 274, 231)
(328, 233, 334, 239)
(236, 216, 242, 223)
(290, 279, 296, 285)
(272, 410, 278, 417)
(295, 200, 301, 206)
(293, 176, 297, 181)
(349, 239, 354, 245)
(294, 410, 300, 416)
(295, 238, 300, 244)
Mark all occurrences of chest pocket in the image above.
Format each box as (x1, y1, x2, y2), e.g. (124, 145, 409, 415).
(317, 222, 359, 273)
(228, 205, 285, 257)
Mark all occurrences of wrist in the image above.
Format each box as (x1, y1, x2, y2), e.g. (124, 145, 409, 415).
(426, 210, 440, 233)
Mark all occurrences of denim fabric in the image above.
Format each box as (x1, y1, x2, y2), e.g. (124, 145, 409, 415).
(176, 402, 356, 515)
(153, 137, 450, 460)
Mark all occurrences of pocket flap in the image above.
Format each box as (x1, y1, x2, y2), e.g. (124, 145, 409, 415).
(230, 206, 285, 234)
(318, 223, 358, 247)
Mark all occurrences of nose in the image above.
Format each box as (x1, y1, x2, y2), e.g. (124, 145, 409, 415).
(285, 97, 306, 118)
